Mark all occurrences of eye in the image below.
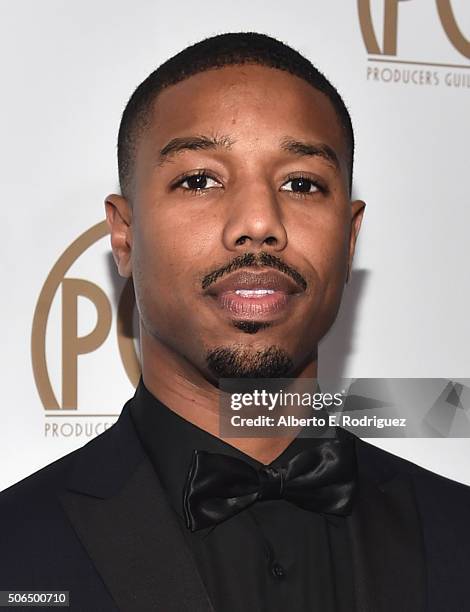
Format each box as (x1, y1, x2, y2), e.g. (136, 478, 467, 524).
(175, 171, 222, 192)
(280, 176, 321, 195)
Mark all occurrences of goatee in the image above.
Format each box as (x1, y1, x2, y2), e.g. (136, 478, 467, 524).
(206, 345, 294, 379)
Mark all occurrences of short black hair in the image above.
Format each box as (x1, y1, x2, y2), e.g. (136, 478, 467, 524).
(117, 31, 354, 199)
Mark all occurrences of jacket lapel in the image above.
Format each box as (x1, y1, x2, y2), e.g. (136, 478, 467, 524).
(348, 439, 427, 612)
(59, 402, 214, 612)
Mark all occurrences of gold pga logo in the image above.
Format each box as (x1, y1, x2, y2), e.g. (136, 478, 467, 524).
(31, 221, 141, 414)
(359, 0, 469, 58)
(358, 0, 470, 86)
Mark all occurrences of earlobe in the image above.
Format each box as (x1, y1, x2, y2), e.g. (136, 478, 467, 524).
(346, 200, 366, 283)
(104, 194, 133, 278)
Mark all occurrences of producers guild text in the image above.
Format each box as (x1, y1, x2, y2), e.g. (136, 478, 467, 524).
(44, 419, 117, 438)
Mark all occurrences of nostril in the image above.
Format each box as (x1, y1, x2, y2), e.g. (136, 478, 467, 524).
(235, 235, 250, 245)
(264, 236, 277, 246)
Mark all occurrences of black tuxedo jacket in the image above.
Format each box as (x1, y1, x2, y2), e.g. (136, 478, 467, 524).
(1, 398, 470, 612)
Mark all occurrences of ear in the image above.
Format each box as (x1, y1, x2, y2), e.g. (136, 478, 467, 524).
(346, 200, 366, 283)
(104, 194, 133, 278)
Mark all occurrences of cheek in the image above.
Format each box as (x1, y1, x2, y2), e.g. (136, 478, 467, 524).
(295, 206, 350, 283)
(132, 204, 216, 313)
(291, 207, 350, 336)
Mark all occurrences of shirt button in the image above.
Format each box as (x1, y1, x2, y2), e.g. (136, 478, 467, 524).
(271, 562, 286, 579)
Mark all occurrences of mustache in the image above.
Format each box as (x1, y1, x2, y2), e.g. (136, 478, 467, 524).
(201, 252, 307, 292)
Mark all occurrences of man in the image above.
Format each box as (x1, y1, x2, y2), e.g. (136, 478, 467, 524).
(1, 31, 469, 612)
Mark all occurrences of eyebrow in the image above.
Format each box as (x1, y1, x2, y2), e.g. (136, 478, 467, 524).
(157, 135, 235, 165)
(279, 137, 340, 171)
(157, 133, 340, 171)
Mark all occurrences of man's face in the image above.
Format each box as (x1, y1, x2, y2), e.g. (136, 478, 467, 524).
(111, 64, 364, 382)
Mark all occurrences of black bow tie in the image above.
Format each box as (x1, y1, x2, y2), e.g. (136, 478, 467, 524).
(183, 436, 357, 532)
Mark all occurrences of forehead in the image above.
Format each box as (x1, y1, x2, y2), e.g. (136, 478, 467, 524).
(140, 64, 347, 169)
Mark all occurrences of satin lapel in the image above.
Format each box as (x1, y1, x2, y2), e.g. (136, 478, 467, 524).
(59, 405, 214, 612)
(348, 446, 426, 612)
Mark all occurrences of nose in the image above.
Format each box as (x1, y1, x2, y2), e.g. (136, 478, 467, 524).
(222, 180, 288, 253)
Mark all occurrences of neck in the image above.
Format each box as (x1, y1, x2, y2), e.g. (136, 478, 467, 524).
(139, 327, 318, 465)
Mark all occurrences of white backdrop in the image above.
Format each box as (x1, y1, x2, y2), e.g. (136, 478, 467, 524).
(1, 0, 469, 491)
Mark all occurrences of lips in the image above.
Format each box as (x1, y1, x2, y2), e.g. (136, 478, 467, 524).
(205, 270, 304, 320)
